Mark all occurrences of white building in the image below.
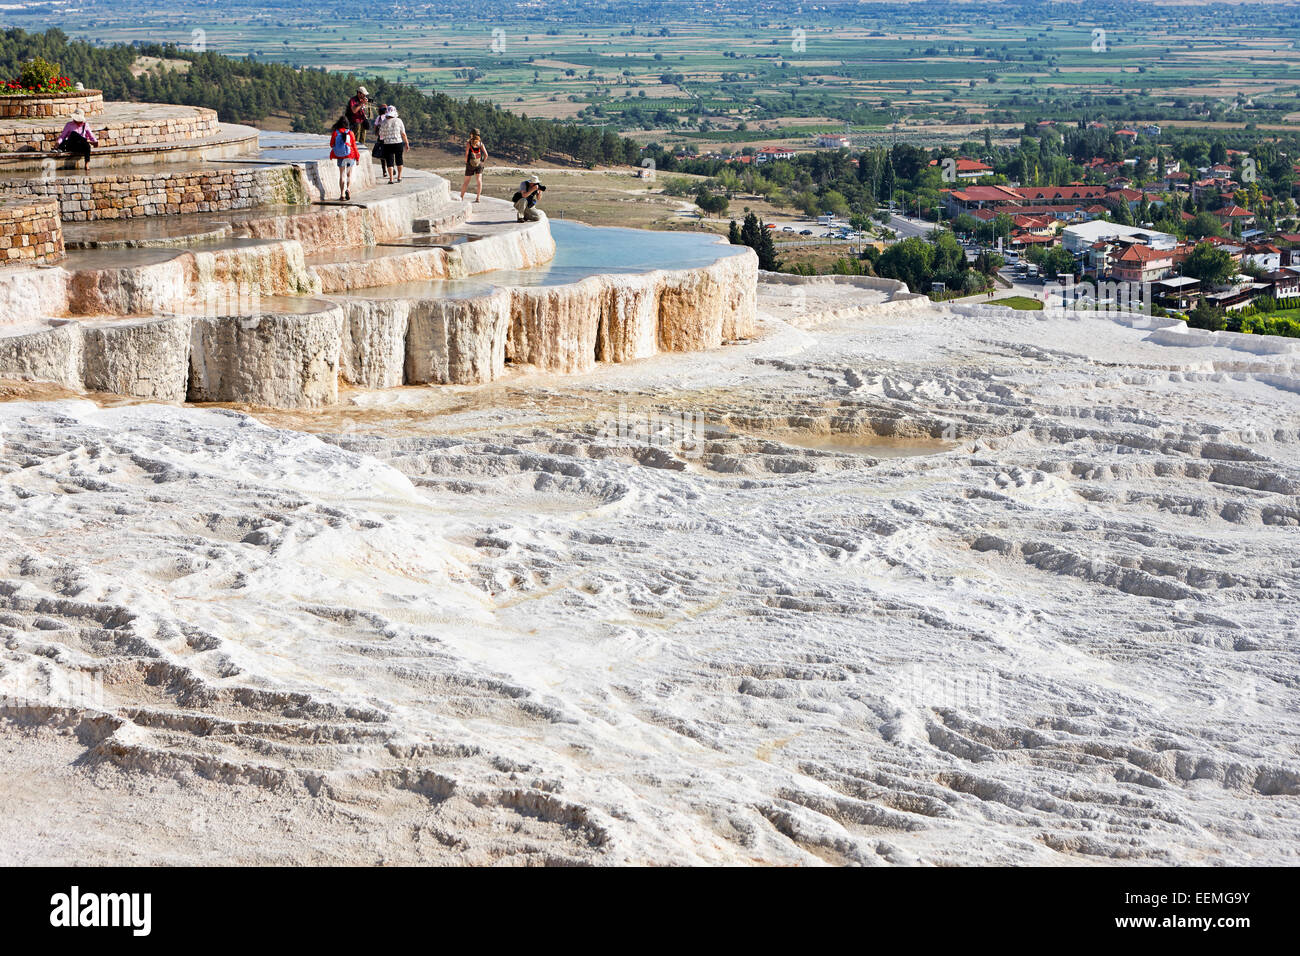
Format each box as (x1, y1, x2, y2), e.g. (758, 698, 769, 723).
(1062, 221, 1177, 256)
(815, 134, 851, 149)
(755, 146, 797, 164)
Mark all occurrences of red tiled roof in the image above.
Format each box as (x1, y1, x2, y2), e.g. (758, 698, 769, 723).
(949, 185, 1022, 202)
(1116, 244, 1171, 262)
(933, 157, 993, 172)
(1019, 185, 1108, 201)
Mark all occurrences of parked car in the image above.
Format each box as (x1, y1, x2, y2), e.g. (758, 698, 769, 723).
(799, 229, 813, 236)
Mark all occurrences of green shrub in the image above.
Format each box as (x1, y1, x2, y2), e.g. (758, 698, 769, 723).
(18, 56, 61, 90)
(1239, 314, 1300, 338)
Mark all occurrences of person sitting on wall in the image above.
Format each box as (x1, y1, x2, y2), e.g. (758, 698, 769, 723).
(512, 175, 545, 222)
(55, 110, 97, 170)
(346, 87, 371, 143)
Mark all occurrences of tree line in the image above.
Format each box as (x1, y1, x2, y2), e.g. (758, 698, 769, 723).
(0, 28, 640, 166)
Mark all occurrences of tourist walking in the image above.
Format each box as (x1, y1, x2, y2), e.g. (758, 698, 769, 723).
(55, 110, 97, 170)
(378, 106, 409, 184)
(330, 119, 360, 202)
(346, 87, 370, 143)
(371, 105, 389, 173)
(460, 129, 487, 202)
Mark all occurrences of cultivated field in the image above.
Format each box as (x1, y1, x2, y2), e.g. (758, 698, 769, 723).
(12, 1, 1299, 155)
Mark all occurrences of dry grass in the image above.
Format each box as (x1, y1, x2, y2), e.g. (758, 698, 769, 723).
(130, 56, 190, 77)
(406, 164, 801, 232)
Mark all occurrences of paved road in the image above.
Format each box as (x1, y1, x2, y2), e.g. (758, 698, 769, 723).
(880, 213, 937, 241)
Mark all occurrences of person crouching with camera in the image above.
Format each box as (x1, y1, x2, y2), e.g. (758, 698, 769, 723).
(512, 175, 545, 222)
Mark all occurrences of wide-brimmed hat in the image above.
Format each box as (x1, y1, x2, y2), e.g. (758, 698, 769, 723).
(70, 109, 86, 123)
(356, 86, 369, 97)
(386, 105, 397, 117)
(526, 174, 540, 184)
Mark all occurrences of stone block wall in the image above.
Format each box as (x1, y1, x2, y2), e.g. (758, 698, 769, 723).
(0, 164, 309, 222)
(0, 91, 104, 120)
(0, 198, 64, 264)
(0, 108, 219, 153)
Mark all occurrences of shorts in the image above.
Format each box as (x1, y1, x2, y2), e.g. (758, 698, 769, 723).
(383, 144, 404, 167)
(465, 162, 483, 177)
(336, 157, 357, 168)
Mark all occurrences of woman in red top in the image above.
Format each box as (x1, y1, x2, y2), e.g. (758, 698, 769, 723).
(346, 86, 370, 142)
(460, 129, 488, 202)
(329, 119, 361, 201)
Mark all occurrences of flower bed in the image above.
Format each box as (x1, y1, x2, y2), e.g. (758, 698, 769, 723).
(2, 75, 76, 96)
(0, 90, 105, 119)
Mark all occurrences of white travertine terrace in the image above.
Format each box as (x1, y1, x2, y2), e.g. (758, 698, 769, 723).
(0, 111, 760, 408)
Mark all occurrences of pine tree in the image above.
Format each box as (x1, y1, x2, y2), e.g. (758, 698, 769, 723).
(728, 219, 742, 245)
(737, 212, 780, 271)
(754, 223, 780, 271)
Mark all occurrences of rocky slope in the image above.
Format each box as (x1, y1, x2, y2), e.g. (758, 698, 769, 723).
(1, 280, 1297, 865)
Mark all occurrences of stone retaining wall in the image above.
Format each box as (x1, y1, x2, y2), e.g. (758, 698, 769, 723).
(0, 163, 309, 222)
(0, 91, 104, 119)
(0, 107, 218, 152)
(0, 198, 64, 265)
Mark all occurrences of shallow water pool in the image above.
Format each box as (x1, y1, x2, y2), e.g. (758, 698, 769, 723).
(339, 220, 747, 300)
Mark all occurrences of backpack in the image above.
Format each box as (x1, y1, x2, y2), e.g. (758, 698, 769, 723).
(332, 130, 351, 158)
